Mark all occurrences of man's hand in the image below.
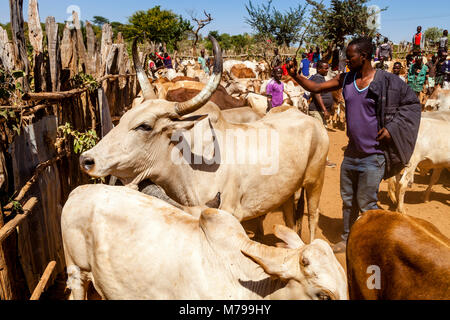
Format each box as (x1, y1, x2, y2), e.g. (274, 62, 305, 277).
(376, 128, 392, 141)
(324, 110, 331, 119)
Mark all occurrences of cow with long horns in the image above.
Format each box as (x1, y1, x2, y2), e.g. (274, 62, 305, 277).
(79, 36, 329, 242)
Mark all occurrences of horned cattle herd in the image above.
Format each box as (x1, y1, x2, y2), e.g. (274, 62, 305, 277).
(60, 37, 450, 301)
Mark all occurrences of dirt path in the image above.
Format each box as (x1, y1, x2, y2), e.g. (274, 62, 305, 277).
(259, 127, 450, 271)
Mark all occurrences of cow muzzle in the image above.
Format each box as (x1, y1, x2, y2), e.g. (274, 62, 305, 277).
(79, 154, 96, 173)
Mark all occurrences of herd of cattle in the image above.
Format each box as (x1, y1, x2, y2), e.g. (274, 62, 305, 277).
(60, 37, 450, 300)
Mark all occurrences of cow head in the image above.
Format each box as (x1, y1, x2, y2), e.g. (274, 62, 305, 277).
(199, 209, 348, 300)
(241, 225, 348, 300)
(79, 36, 223, 187)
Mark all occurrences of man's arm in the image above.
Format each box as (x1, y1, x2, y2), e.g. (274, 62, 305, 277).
(155, 52, 164, 60)
(288, 66, 345, 93)
(312, 93, 330, 118)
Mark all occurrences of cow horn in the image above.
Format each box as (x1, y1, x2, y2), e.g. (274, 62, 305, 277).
(175, 35, 223, 116)
(132, 38, 157, 100)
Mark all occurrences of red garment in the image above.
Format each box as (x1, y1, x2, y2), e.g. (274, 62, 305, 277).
(414, 33, 422, 46)
(307, 53, 314, 62)
(281, 64, 289, 76)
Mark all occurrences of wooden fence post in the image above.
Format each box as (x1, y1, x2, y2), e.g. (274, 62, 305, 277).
(9, 0, 30, 91)
(45, 17, 61, 92)
(0, 207, 13, 300)
(72, 10, 88, 74)
(28, 0, 45, 92)
(0, 26, 15, 72)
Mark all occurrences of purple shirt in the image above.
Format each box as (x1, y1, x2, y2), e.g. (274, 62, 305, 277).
(266, 79, 284, 108)
(343, 72, 383, 158)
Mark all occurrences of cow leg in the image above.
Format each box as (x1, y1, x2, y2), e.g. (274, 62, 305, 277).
(282, 195, 297, 232)
(66, 265, 90, 300)
(397, 166, 416, 214)
(424, 168, 443, 202)
(305, 183, 323, 243)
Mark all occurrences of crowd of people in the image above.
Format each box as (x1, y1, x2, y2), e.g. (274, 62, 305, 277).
(266, 27, 448, 253)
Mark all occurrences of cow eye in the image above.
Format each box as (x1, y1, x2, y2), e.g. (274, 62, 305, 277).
(135, 124, 152, 132)
(317, 292, 332, 300)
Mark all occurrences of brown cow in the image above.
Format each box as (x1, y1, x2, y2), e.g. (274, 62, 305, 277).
(166, 85, 247, 110)
(231, 64, 257, 79)
(347, 210, 450, 300)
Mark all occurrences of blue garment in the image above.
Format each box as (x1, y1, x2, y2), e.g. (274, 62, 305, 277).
(300, 58, 310, 77)
(343, 72, 384, 158)
(340, 154, 386, 241)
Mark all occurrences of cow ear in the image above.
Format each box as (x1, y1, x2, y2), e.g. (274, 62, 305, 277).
(273, 225, 305, 249)
(241, 249, 295, 280)
(166, 115, 208, 133)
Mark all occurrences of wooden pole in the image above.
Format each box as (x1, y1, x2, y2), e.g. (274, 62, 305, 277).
(29, 261, 56, 300)
(46, 16, 61, 92)
(9, 0, 30, 91)
(28, 0, 45, 92)
(0, 197, 38, 244)
(0, 205, 14, 300)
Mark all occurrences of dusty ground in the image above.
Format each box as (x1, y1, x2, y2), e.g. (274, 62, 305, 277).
(254, 126, 450, 272)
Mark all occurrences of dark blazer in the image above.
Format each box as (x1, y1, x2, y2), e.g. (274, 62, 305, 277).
(368, 70, 422, 179)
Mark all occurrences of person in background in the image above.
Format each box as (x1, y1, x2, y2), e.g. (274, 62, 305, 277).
(266, 66, 284, 112)
(282, 57, 293, 76)
(435, 51, 450, 89)
(372, 33, 381, 60)
(307, 48, 314, 63)
(313, 46, 321, 68)
(407, 55, 428, 97)
(392, 62, 406, 82)
(272, 48, 282, 68)
(426, 55, 438, 95)
(438, 30, 448, 55)
(148, 53, 157, 79)
(286, 37, 421, 253)
(375, 56, 388, 70)
(307, 60, 337, 168)
(198, 49, 210, 74)
(155, 51, 173, 69)
(406, 50, 415, 69)
(299, 53, 311, 77)
(378, 38, 393, 62)
(412, 26, 425, 56)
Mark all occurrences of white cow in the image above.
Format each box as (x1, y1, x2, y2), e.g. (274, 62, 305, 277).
(81, 36, 329, 242)
(388, 114, 450, 213)
(62, 185, 348, 300)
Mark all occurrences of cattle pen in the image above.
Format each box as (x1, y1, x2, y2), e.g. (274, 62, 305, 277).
(0, 0, 139, 300)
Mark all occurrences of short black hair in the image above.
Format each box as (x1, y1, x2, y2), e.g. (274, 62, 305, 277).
(393, 62, 402, 67)
(317, 60, 329, 70)
(444, 30, 448, 35)
(302, 53, 307, 59)
(384, 38, 389, 43)
(348, 37, 373, 60)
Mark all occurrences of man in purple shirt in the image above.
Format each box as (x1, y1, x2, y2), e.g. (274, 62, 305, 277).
(266, 66, 284, 112)
(287, 37, 421, 253)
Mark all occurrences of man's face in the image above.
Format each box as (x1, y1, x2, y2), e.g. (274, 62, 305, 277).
(346, 45, 364, 72)
(417, 27, 422, 33)
(415, 57, 423, 67)
(393, 65, 401, 75)
(318, 63, 329, 76)
(273, 68, 283, 80)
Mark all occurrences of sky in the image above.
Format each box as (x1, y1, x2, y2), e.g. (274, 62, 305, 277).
(1, 0, 449, 44)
